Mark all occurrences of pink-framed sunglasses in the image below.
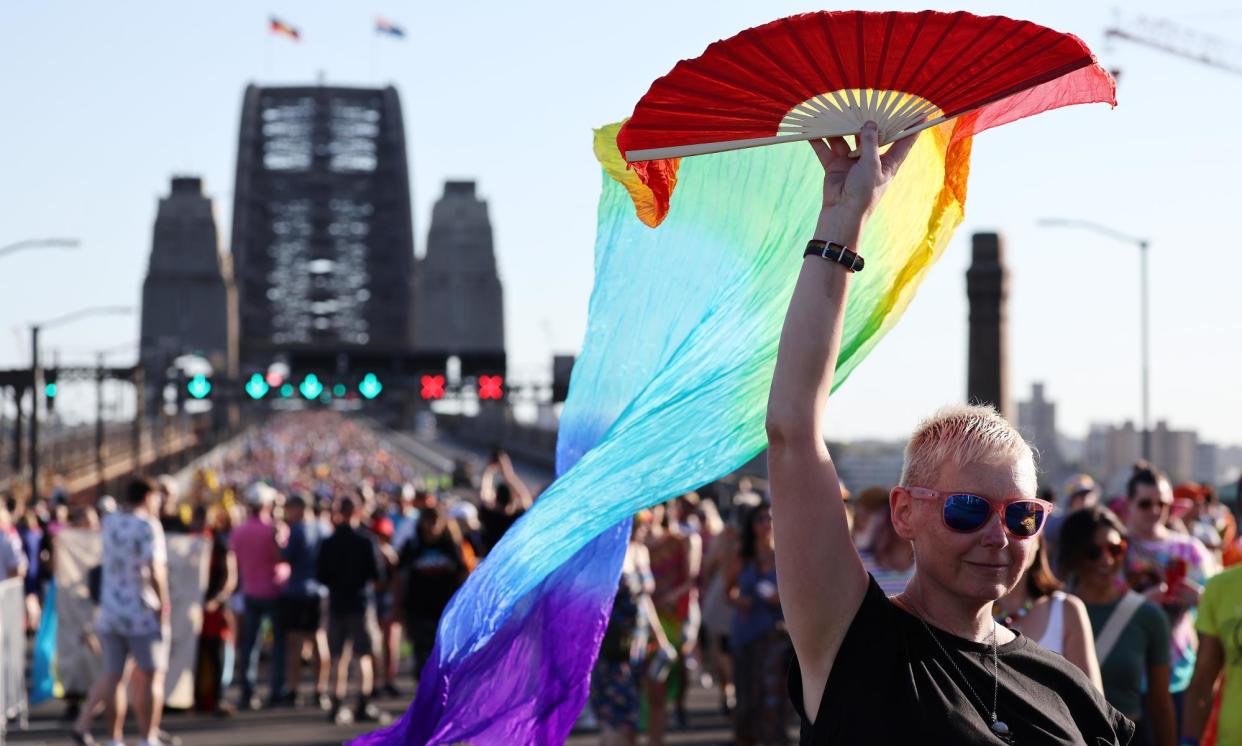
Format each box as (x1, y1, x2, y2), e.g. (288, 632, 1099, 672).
(905, 487, 1055, 539)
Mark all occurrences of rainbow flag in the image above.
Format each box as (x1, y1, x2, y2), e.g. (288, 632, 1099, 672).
(375, 17, 405, 38)
(269, 16, 300, 41)
(351, 119, 973, 743)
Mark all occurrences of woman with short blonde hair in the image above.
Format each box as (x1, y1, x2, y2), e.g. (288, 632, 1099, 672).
(766, 122, 1133, 745)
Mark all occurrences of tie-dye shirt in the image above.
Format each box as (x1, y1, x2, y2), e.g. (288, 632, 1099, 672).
(1125, 531, 1218, 692)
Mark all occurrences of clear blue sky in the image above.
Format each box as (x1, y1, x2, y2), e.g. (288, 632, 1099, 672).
(1, 1, 1239, 445)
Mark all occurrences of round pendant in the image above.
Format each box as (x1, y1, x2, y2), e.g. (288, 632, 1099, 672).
(991, 720, 1010, 737)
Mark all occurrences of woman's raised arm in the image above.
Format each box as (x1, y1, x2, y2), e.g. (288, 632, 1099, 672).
(767, 122, 917, 719)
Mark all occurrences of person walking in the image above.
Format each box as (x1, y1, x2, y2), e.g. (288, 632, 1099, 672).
(1123, 462, 1218, 724)
(70, 478, 170, 746)
(766, 122, 1132, 744)
(194, 505, 238, 715)
(279, 494, 329, 709)
(396, 502, 469, 680)
(1059, 506, 1175, 746)
(996, 537, 1102, 688)
(317, 497, 387, 725)
(727, 504, 790, 745)
(230, 482, 288, 709)
(589, 511, 678, 746)
(1181, 563, 1242, 746)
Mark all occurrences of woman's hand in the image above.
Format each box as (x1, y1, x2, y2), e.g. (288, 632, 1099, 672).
(809, 121, 919, 226)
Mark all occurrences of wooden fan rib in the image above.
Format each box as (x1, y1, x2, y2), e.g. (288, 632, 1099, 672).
(635, 102, 795, 128)
(626, 128, 857, 162)
(889, 97, 939, 132)
(886, 91, 940, 131)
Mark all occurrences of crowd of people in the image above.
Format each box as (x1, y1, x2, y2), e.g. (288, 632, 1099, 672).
(3, 403, 1240, 746)
(1, 412, 539, 745)
(584, 459, 1242, 746)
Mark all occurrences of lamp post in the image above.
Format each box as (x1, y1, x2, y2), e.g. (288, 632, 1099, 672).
(29, 305, 133, 501)
(1037, 218, 1151, 460)
(0, 237, 80, 260)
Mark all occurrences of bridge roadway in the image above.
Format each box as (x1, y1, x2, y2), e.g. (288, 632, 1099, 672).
(10, 670, 742, 745)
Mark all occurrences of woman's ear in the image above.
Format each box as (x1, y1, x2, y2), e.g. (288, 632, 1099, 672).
(890, 487, 917, 541)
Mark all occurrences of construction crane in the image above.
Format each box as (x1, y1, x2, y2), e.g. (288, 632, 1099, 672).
(1106, 14, 1242, 77)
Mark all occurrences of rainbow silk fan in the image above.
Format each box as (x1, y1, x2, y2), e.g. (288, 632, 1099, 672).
(618, 10, 1116, 163)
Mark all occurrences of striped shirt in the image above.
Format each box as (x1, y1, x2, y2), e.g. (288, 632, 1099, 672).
(858, 549, 914, 597)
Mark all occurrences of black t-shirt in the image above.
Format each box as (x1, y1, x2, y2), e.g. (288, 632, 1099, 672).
(789, 576, 1135, 745)
(398, 531, 465, 621)
(478, 505, 524, 555)
(315, 524, 380, 615)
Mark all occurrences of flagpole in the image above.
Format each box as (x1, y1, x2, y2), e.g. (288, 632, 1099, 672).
(264, 29, 273, 81)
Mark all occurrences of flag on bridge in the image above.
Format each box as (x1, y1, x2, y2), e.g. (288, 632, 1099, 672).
(375, 17, 405, 38)
(269, 16, 301, 41)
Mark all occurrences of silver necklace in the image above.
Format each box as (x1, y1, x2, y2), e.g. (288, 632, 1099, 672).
(911, 604, 1012, 742)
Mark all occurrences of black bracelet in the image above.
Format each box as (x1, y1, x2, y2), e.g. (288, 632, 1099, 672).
(804, 240, 864, 272)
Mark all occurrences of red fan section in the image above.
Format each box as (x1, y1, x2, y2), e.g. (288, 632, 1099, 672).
(618, 10, 1116, 162)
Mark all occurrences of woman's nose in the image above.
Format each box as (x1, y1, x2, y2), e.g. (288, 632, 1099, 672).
(978, 511, 1009, 546)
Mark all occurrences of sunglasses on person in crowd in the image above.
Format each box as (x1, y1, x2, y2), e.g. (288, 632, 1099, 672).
(1084, 540, 1127, 561)
(1134, 498, 1173, 511)
(906, 487, 1054, 539)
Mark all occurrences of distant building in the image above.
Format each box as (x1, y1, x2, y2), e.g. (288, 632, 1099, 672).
(1086, 419, 1203, 491)
(1086, 422, 1142, 494)
(832, 440, 906, 493)
(140, 176, 236, 389)
(1151, 421, 1199, 484)
(413, 180, 506, 375)
(1195, 442, 1219, 485)
(1017, 382, 1061, 484)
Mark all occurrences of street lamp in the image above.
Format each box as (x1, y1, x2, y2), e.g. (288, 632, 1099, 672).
(1037, 218, 1151, 459)
(29, 305, 134, 501)
(0, 237, 80, 260)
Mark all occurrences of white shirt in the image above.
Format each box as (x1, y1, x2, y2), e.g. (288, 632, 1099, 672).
(0, 529, 23, 579)
(96, 511, 166, 636)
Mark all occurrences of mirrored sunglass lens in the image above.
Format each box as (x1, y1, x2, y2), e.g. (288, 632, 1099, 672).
(1004, 501, 1045, 537)
(943, 494, 990, 531)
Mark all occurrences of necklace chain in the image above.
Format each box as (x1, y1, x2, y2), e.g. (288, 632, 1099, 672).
(914, 610, 999, 726)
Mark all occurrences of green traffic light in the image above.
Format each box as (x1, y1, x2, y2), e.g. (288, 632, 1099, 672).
(358, 372, 383, 400)
(245, 373, 270, 400)
(187, 374, 212, 399)
(44, 382, 58, 398)
(299, 374, 324, 400)
(333, 383, 346, 397)
(280, 383, 294, 398)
